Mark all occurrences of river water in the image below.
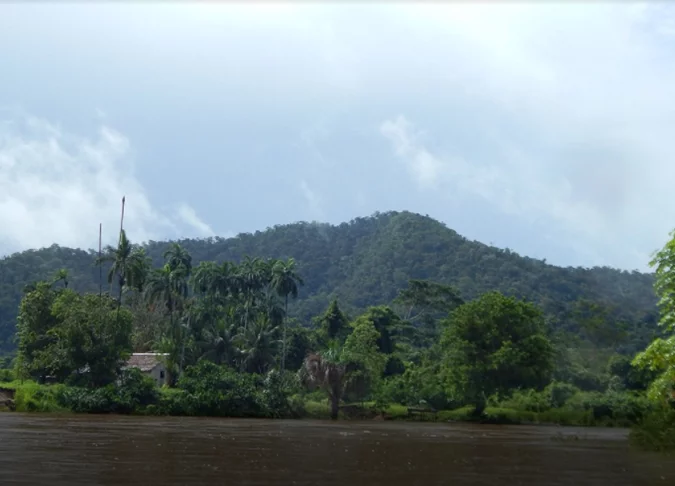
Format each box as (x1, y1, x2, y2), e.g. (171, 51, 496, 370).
(0, 414, 673, 485)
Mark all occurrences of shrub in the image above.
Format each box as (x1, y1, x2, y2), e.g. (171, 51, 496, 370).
(14, 382, 68, 413)
(548, 382, 580, 408)
(57, 369, 160, 414)
(630, 406, 675, 452)
(176, 361, 265, 417)
(0, 368, 15, 383)
(500, 389, 550, 413)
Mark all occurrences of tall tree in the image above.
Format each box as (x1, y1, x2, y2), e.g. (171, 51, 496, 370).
(633, 230, 675, 404)
(317, 299, 350, 344)
(52, 269, 69, 289)
(271, 258, 304, 371)
(96, 230, 149, 305)
(441, 291, 554, 416)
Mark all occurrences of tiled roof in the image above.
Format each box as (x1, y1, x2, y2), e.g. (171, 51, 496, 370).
(125, 353, 168, 372)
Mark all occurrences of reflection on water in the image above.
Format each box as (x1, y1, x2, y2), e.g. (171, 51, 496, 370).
(0, 414, 672, 485)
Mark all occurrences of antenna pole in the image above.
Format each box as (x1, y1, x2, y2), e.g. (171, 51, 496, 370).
(119, 196, 126, 243)
(98, 223, 103, 298)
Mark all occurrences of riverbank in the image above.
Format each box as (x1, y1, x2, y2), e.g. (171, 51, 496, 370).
(0, 379, 646, 428)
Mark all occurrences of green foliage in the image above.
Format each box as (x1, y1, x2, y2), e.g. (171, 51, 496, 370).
(0, 211, 659, 355)
(630, 406, 675, 452)
(175, 361, 265, 417)
(0, 368, 14, 382)
(316, 299, 350, 345)
(58, 368, 159, 414)
(441, 292, 555, 414)
(15, 287, 133, 386)
(630, 229, 675, 451)
(12, 382, 68, 413)
(2, 211, 670, 429)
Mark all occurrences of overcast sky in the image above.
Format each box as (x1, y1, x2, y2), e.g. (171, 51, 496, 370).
(1, 2, 674, 271)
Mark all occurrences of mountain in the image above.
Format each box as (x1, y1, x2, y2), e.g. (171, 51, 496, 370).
(0, 210, 659, 353)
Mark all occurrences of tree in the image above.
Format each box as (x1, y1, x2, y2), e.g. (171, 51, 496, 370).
(351, 306, 404, 355)
(440, 291, 554, 416)
(16, 283, 132, 386)
(50, 291, 133, 387)
(342, 316, 386, 403)
(633, 230, 675, 405)
(144, 247, 193, 384)
(163, 243, 193, 277)
(15, 282, 61, 382)
(317, 299, 350, 344)
(393, 279, 464, 346)
(302, 347, 347, 420)
(96, 230, 150, 305)
(52, 269, 69, 289)
(271, 258, 304, 371)
(235, 314, 280, 374)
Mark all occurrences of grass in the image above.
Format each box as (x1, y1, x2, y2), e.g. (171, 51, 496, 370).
(1, 380, 69, 413)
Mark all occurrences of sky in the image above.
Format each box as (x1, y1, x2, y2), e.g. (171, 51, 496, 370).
(1, 2, 675, 271)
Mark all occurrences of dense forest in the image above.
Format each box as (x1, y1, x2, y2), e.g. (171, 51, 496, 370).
(0, 211, 660, 354)
(2, 209, 675, 451)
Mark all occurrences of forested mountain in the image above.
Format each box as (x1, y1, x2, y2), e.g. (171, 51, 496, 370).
(0, 210, 658, 353)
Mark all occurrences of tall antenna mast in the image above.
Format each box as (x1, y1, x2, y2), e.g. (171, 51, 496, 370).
(119, 195, 126, 243)
(115, 196, 126, 320)
(98, 223, 103, 298)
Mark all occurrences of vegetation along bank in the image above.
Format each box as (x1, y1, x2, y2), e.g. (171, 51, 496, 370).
(0, 211, 673, 452)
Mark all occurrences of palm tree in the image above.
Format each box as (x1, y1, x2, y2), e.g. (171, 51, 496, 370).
(52, 269, 69, 288)
(301, 347, 347, 420)
(164, 243, 193, 276)
(271, 258, 304, 371)
(237, 256, 267, 330)
(199, 317, 237, 366)
(96, 230, 148, 306)
(234, 315, 280, 374)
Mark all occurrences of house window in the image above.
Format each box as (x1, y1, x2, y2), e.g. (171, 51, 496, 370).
(160, 370, 165, 379)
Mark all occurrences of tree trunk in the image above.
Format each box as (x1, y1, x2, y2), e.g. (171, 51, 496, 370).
(473, 394, 487, 418)
(330, 394, 340, 420)
(281, 294, 288, 372)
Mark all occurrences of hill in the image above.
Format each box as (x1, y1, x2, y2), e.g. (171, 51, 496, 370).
(0, 210, 658, 353)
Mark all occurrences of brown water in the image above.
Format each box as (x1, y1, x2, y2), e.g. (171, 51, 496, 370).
(0, 414, 673, 485)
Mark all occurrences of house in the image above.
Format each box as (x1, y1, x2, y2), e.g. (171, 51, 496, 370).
(125, 353, 168, 387)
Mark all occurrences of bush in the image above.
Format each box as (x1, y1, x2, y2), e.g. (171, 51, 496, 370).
(630, 406, 675, 452)
(548, 382, 580, 408)
(176, 361, 265, 417)
(57, 369, 160, 414)
(564, 390, 652, 425)
(376, 369, 459, 411)
(0, 368, 15, 382)
(12, 382, 68, 413)
(260, 369, 301, 418)
(500, 389, 550, 413)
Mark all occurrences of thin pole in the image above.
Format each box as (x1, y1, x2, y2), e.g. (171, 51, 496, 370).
(119, 196, 126, 244)
(98, 223, 103, 298)
(116, 196, 126, 320)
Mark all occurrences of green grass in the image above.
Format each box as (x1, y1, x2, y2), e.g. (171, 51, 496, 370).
(1, 381, 69, 413)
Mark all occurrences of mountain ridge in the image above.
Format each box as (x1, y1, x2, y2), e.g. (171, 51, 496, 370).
(0, 210, 658, 353)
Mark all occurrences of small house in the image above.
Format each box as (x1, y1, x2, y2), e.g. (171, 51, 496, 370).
(125, 353, 168, 387)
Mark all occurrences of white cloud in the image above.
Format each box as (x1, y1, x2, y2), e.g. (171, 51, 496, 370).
(299, 180, 324, 221)
(0, 113, 214, 254)
(176, 203, 215, 237)
(370, 3, 675, 270)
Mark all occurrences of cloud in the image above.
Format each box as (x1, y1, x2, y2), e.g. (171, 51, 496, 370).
(370, 3, 675, 270)
(379, 113, 654, 269)
(299, 180, 324, 221)
(0, 112, 214, 254)
(176, 203, 215, 237)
